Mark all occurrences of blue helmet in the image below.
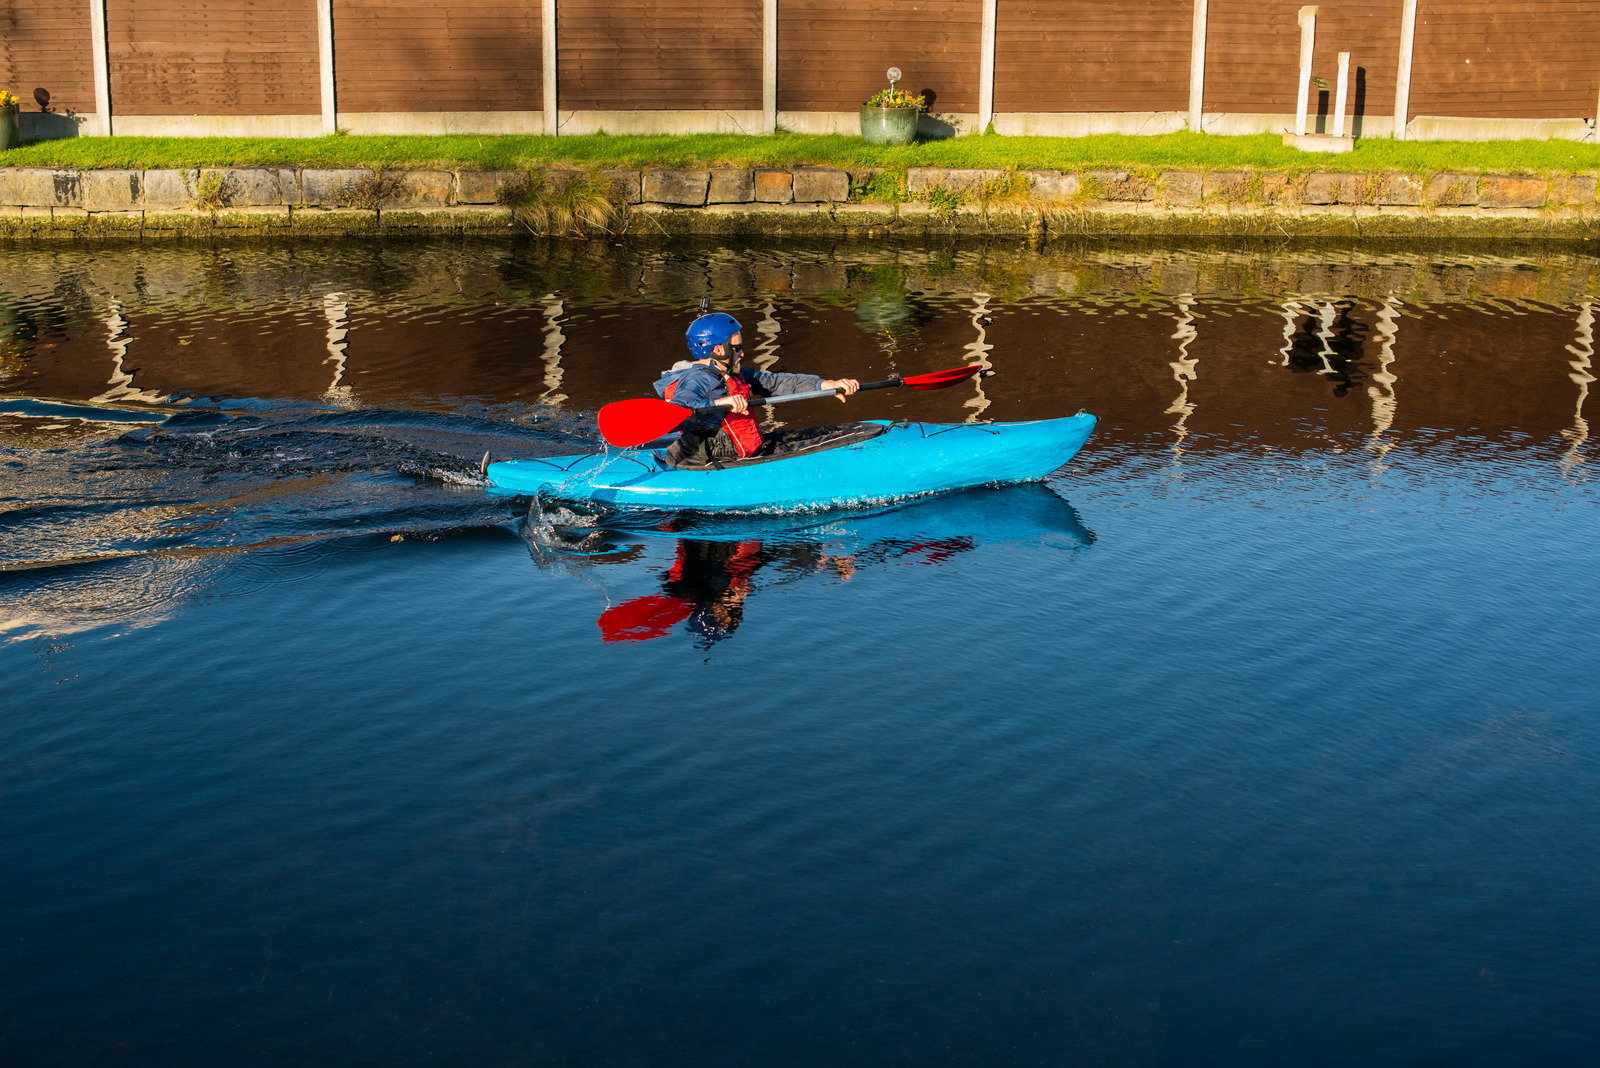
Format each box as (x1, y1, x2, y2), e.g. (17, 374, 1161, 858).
(686, 312, 742, 359)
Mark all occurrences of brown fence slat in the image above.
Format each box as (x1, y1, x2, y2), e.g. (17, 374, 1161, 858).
(7, 0, 1600, 127)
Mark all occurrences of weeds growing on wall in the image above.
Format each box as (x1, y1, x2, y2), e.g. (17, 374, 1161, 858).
(917, 187, 968, 219)
(851, 168, 909, 203)
(338, 171, 406, 211)
(190, 170, 234, 212)
(496, 170, 626, 236)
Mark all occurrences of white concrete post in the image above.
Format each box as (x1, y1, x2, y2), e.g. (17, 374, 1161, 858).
(1394, 0, 1418, 140)
(1294, 6, 1318, 137)
(542, 0, 558, 135)
(1188, 0, 1209, 132)
(88, 0, 112, 136)
(1332, 51, 1350, 137)
(978, 0, 997, 133)
(317, 0, 337, 135)
(762, 0, 777, 133)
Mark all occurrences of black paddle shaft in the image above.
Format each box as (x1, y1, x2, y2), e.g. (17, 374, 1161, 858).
(687, 375, 903, 416)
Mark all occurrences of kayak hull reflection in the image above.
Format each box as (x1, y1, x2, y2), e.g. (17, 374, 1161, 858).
(486, 415, 1096, 513)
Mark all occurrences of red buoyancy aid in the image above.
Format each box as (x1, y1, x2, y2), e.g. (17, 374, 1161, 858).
(664, 368, 764, 458)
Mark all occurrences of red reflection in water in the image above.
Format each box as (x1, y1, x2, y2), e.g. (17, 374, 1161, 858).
(600, 534, 973, 645)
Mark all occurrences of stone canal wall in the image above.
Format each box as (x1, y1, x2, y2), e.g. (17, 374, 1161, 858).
(1, 165, 1597, 239)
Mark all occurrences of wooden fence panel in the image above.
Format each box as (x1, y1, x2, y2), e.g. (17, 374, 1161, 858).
(106, 0, 319, 115)
(334, 1, 542, 113)
(778, 0, 981, 113)
(559, 0, 761, 110)
(0, 6, 97, 116)
(7, 0, 1600, 130)
(1410, 1, 1600, 119)
(1205, 0, 1397, 118)
(995, 0, 1190, 113)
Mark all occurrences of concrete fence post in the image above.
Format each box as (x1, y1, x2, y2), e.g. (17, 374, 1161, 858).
(1188, 0, 1209, 132)
(542, 0, 558, 135)
(1394, 0, 1418, 140)
(978, 0, 997, 133)
(1294, 6, 1318, 137)
(317, 0, 337, 135)
(763, 0, 777, 133)
(88, 0, 112, 136)
(1332, 51, 1350, 137)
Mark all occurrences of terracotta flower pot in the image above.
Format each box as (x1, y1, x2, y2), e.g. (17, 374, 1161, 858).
(859, 105, 919, 146)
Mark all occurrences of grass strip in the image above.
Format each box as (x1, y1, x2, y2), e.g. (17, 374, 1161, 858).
(4, 131, 1600, 175)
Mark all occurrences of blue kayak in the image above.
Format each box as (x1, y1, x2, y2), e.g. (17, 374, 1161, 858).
(485, 415, 1096, 513)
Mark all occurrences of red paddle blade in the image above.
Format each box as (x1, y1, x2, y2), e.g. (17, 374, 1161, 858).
(598, 594, 695, 642)
(598, 398, 692, 448)
(902, 365, 984, 390)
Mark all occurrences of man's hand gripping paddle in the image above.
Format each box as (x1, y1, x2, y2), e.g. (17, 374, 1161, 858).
(596, 364, 989, 449)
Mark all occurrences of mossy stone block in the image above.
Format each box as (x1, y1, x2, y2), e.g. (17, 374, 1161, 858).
(1160, 171, 1203, 206)
(792, 167, 850, 203)
(754, 169, 793, 203)
(643, 169, 710, 206)
(1478, 176, 1547, 209)
(389, 170, 453, 209)
(1375, 174, 1424, 207)
(1023, 170, 1081, 201)
(599, 169, 643, 204)
(1302, 172, 1362, 205)
(708, 168, 754, 204)
(454, 169, 522, 205)
(82, 170, 143, 211)
(1086, 170, 1154, 202)
(301, 169, 376, 207)
(142, 169, 198, 207)
(1426, 174, 1478, 207)
(0, 168, 65, 207)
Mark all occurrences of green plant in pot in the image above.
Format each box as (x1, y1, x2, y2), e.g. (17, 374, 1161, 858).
(0, 90, 20, 151)
(860, 68, 924, 146)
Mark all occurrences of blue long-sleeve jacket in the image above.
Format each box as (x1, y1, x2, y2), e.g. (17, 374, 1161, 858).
(653, 362, 824, 434)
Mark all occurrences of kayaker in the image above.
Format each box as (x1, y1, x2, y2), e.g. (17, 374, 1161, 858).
(654, 312, 869, 468)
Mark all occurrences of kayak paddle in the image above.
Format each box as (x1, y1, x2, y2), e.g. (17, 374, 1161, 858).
(596, 364, 988, 449)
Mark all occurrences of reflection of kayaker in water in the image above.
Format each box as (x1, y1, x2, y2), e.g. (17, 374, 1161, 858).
(600, 538, 787, 645)
(599, 533, 972, 646)
(662, 539, 765, 644)
(654, 312, 874, 469)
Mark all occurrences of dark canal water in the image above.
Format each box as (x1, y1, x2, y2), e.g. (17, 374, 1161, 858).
(4, 237, 1600, 1065)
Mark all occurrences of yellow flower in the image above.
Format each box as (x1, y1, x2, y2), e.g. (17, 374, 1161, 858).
(864, 88, 926, 110)
(0, 90, 19, 108)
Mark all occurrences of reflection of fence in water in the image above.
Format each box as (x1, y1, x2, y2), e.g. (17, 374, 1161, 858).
(962, 292, 993, 422)
(7, 247, 1600, 315)
(1166, 294, 1199, 472)
(1561, 300, 1595, 482)
(540, 294, 568, 407)
(1366, 295, 1402, 475)
(322, 292, 354, 407)
(91, 299, 166, 406)
(7, 245, 1600, 458)
(754, 298, 786, 431)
